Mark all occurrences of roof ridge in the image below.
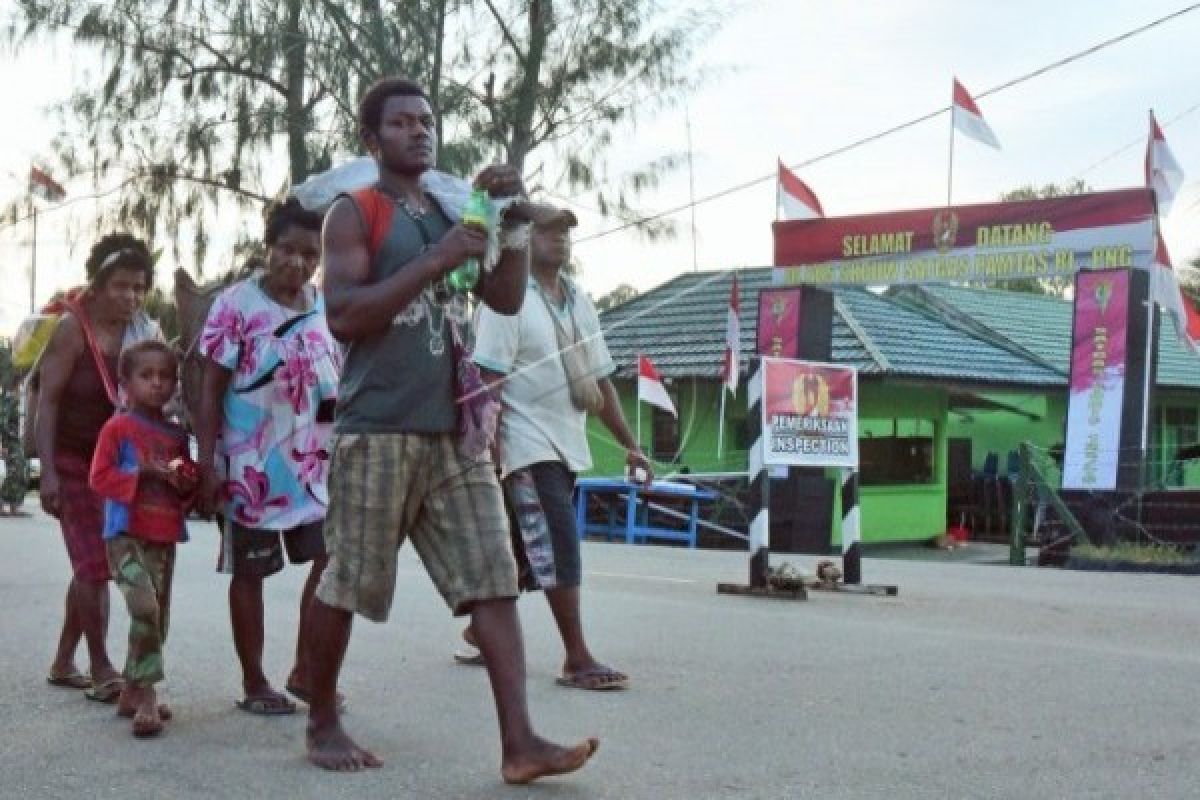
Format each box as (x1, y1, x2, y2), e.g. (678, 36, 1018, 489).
(890, 285, 1067, 377)
(933, 283, 1069, 305)
(834, 295, 890, 371)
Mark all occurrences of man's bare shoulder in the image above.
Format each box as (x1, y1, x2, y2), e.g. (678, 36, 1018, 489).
(324, 195, 366, 241)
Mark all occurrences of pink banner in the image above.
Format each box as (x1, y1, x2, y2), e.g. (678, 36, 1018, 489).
(756, 288, 803, 358)
(1062, 270, 1130, 490)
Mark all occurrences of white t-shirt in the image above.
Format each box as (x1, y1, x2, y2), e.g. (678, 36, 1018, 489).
(473, 276, 615, 477)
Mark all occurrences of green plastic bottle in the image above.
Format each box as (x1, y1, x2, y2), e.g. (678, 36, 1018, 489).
(446, 189, 490, 292)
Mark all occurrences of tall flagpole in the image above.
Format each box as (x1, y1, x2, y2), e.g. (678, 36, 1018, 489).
(947, 82, 956, 207)
(686, 104, 698, 272)
(717, 380, 727, 461)
(635, 354, 642, 452)
(30, 204, 38, 313)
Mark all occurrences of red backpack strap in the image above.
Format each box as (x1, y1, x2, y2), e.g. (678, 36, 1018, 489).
(347, 187, 394, 261)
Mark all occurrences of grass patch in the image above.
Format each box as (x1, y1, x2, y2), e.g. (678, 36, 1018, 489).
(1072, 542, 1200, 566)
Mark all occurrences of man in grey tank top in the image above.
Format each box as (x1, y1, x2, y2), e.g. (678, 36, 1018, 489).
(304, 76, 598, 784)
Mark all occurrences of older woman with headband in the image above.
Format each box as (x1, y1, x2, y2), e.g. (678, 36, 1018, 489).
(38, 234, 161, 702)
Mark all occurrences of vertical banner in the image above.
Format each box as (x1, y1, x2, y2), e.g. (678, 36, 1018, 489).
(1062, 270, 1130, 490)
(756, 288, 804, 357)
(761, 357, 859, 468)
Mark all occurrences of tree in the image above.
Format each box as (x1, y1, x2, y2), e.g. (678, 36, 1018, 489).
(1184, 255, 1200, 307)
(594, 282, 638, 312)
(995, 180, 1091, 297)
(8, 0, 709, 272)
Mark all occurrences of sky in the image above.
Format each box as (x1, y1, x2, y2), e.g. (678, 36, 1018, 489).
(1, 0, 1199, 336)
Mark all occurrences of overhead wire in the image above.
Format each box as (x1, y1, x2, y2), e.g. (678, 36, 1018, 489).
(572, 3, 1200, 245)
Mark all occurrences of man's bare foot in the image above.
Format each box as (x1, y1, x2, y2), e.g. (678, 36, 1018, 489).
(501, 737, 600, 785)
(306, 721, 383, 772)
(118, 686, 172, 720)
(131, 687, 164, 738)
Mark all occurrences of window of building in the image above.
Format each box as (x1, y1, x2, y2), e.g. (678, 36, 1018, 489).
(858, 417, 937, 485)
(652, 397, 681, 462)
(1158, 406, 1199, 487)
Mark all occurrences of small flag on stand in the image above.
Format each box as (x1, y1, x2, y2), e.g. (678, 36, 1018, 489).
(29, 166, 66, 203)
(777, 161, 824, 220)
(637, 355, 677, 416)
(1145, 110, 1184, 216)
(721, 273, 741, 396)
(951, 78, 1000, 150)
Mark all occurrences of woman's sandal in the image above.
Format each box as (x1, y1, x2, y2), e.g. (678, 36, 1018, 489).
(84, 677, 125, 704)
(46, 670, 92, 690)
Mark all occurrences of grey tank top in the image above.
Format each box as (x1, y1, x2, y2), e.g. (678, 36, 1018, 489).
(334, 192, 462, 434)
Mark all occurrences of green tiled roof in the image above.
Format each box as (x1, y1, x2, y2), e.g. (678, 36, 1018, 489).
(894, 284, 1200, 390)
(598, 268, 1065, 387)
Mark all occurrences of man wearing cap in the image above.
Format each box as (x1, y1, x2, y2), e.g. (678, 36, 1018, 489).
(462, 203, 651, 691)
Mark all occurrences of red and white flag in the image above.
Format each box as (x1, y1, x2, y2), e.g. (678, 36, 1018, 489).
(638, 355, 676, 416)
(1151, 233, 1200, 353)
(951, 78, 1000, 150)
(1145, 110, 1184, 216)
(721, 273, 741, 395)
(28, 166, 66, 203)
(777, 160, 824, 220)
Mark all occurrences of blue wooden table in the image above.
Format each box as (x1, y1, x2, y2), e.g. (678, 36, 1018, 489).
(574, 478, 718, 548)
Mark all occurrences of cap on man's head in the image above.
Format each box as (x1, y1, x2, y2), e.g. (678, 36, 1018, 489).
(525, 203, 578, 229)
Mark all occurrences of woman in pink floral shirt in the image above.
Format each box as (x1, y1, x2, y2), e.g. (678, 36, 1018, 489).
(195, 198, 342, 715)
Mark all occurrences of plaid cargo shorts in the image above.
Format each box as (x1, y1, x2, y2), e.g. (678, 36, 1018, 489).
(315, 432, 518, 621)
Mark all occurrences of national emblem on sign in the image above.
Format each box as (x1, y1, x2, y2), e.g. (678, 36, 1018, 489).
(932, 209, 958, 253)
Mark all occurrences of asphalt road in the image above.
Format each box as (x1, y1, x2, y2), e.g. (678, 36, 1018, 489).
(2, 509, 1198, 799)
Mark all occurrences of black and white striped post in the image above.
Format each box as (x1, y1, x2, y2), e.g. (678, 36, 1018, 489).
(746, 356, 770, 588)
(841, 467, 861, 585)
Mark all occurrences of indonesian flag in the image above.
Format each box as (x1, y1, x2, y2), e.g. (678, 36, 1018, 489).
(721, 273, 741, 395)
(1145, 110, 1184, 216)
(29, 166, 66, 203)
(951, 78, 1000, 150)
(1151, 233, 1200, 353)
(777, 160, 824, 220)
(638, 355, 676, 416)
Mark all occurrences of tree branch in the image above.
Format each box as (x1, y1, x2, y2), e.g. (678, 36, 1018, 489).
(483, 0, 527, 61)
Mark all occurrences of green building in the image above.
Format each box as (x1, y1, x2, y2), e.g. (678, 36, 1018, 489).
(586, 269, 1200, 546)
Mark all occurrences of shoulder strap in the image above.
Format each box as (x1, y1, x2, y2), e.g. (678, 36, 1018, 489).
(65, 300, 119, 406)
(347, 187, 395, 261)
(535, 281, 581, 344)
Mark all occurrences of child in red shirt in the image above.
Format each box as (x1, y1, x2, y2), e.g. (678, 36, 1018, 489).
(90, 340, 197, 737)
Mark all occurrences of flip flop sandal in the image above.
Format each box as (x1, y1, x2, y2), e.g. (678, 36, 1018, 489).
(452, 645, 486, 667)
(236, 695, 296, 715)
(85, 677, 126, 704)
(556, 668, 629, 691)
(46, 670, 92, 690)
(285, 684, 347, 713)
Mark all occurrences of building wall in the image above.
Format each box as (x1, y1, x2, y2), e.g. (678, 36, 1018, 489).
(947, 390, 1067, 472)
(1151, 389, 1200, 487)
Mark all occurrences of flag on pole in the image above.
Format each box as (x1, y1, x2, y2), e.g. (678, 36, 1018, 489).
(1150, 232, 1200, 353)
(28, 166, 66, 203)
(638, 355, 677, 416)
(951, 78, 1000, 150)
(1145, 110, 1184, 216)
(777, 160, 824, 220)
(721, 272, 741, 395)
